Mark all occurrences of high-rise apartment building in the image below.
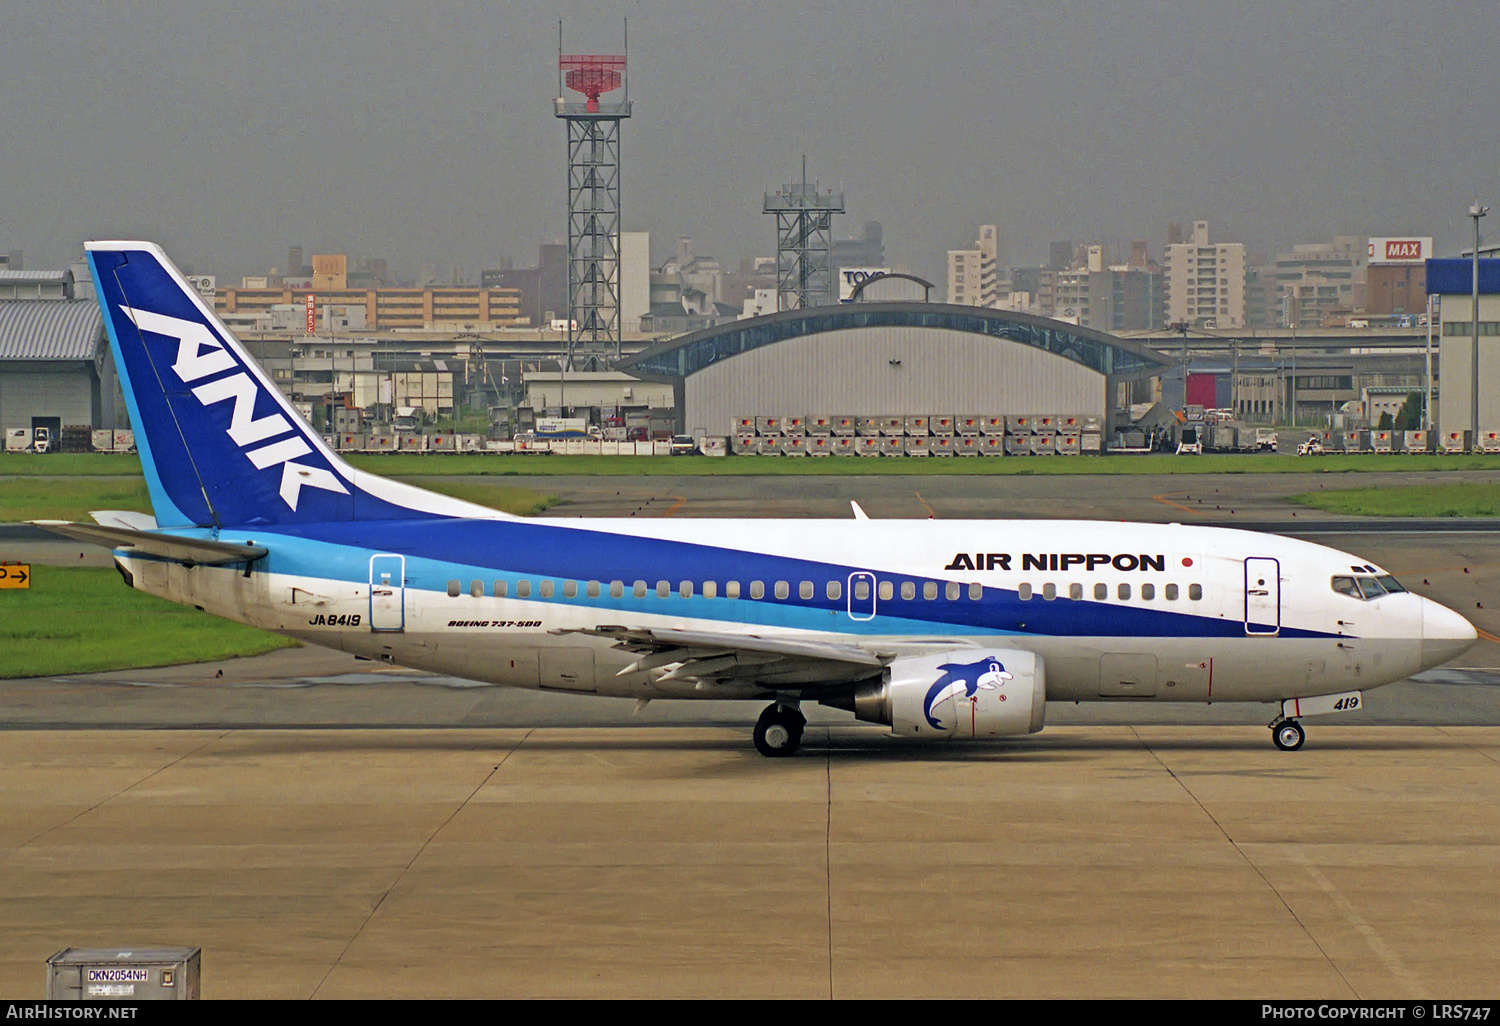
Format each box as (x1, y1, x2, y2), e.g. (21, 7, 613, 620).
(1272, 235, 1365, 328)
(947, 225, 999, 307)
(1163, 221, 1246, 328)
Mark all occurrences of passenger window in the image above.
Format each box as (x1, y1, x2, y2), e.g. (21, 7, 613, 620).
(901, 582, 915, 600)
(610, 581, 623, 598)
(704, 581, 717, 599)
(946, 581, 960, 601)
(726, 581, 741, 599)
(1118, 583, 1131, 600)
(656, 581, 670, 598)
(563, 581, 577, 598)
(1069, 583, 1083, 600)
(1141, 583, 1155, 600)
(1042, 583, 1056, 601)
(969, 582, 983, 600)
(879, 581, 893, 601)
(751, 581, 765, 599)
(1094, 583, 1107, 600)
(470, 580, 483, 598)
(447, 580, 461, 597)
(826, 581, 841, 600)
(516, 580, 531, 598)
(633, 580, 647, 598)
(1018, 583, 1032, 600)
(1164, 583, 1178, 600)
(540, 581, 555, 598)
(494, 580, 507, 598)
(587, 581, 601, 598)
(800, 581, 814, 600)
(775, 581, 789, 600)
(853, 579, 869, 601)
(1188, 583, 1202, 601)
(924, 581, 938, 600)
(680, 581, 693, 598)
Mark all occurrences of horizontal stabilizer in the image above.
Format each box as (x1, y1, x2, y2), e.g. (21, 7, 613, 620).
(31, 521, 268, 566)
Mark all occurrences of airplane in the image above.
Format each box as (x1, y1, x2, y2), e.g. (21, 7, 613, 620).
(37, 241, 1479, 757)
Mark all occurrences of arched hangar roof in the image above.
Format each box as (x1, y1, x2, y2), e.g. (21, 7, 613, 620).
(619, 302, 1177, 382)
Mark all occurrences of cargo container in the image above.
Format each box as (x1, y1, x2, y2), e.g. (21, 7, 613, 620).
(1080, 432, 1103, 454)
(1441, 431, 1470, 454)
(1481, 431, 1500, 454)
(879, 436, 905, 455)
(783, 416, 806, 436)
(755, 416, 783, 436)
(931, 436, 955, 455)
(1029, 434, 1056, 456)
(956, 415, 983, 436)
(979, 436, 1005, 455)
(904, 415, 930, 437)
(831, 436, 857, 455)
(1056, 433, 1081, 456)
(856, 416, 883, 436)
(832, 416, 858, 436)
(903, 435, 931, 456)
(806, 435, 832, 455)
(1403, 430, 1432, 453)
(732, 416, 757, 434)
(930, 415, 956, 436)
(954, 435, 981, 455)
(1006, 415, 1034, 435)
(979, 415, 1006, 436)
(701, 436, 728, 457)
(856, 436, 883, 456)
(1370, 429, 1395, 454)
(731, 434, 758, 455)
(782, 435, 808, 456)
(808, 416, 833, 436)
(878, 416, 905, 436)
(1005, 435, 1031, 456)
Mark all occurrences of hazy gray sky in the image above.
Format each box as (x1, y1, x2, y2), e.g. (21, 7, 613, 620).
(2, 0, 1496, 282)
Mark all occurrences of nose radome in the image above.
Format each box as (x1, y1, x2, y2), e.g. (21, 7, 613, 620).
(1421, 597, 1480, 670)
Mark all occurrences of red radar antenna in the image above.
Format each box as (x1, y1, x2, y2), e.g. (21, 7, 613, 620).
(559, 55, 624, 112)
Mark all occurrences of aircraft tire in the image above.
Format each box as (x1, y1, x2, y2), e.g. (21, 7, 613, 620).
(1272, 720, 1305, 751)
(754, 705, 802, 757)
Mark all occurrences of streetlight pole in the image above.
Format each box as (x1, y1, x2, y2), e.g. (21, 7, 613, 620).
(1471, 203, 1489, 450)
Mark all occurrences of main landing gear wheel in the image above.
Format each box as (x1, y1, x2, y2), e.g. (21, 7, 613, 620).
(1272, 719, 1306, 751)
(753, 704, 806, 758)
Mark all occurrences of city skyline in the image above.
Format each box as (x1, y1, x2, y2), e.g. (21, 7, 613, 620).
(2, 1, 1495, 283)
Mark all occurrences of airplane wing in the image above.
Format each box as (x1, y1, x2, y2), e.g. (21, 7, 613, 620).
(31, 521, 268, 567)
(557, 625, 886, 688)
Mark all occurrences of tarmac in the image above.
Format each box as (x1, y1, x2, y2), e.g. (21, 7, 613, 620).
(2, 469, 1499, 999)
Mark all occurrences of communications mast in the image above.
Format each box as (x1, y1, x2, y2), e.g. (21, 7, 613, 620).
(764, 157, 844, 310)
(556, 25, 630, 366)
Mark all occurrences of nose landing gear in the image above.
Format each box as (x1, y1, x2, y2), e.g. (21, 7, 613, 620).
(753, 702, 806, 757)
(1271, 718, 1305, 751)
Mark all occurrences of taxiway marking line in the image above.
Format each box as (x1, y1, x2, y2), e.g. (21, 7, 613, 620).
(913, 491, 937, 517)
(1152, 492, 1204, 515)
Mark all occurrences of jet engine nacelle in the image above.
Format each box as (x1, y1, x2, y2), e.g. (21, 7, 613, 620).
(851, 649, 1045, 738)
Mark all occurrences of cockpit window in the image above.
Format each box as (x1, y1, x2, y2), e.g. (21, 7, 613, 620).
(1333, 574, 1409, 600)
(1331, 576, 1361, 598)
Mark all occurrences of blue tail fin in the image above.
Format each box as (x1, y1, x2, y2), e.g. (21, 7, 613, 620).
(86, 241, 502, 528)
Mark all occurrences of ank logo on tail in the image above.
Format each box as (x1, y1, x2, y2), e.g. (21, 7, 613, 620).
(922, 657, 1013, 730)
(121, 305, 349, 511)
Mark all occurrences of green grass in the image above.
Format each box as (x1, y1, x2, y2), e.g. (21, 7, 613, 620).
(14, 449, 1500, 478)
(1289, 483, 1500, 518)
(0, 566, 297, 678)
(0, 476, 558, 521)
(339, 451, 1500, 477)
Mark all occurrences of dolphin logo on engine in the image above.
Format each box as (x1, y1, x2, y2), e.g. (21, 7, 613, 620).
(922, 657, 1014, 730)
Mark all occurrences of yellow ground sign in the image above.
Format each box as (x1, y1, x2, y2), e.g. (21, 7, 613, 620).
(0, 564, 31, 589)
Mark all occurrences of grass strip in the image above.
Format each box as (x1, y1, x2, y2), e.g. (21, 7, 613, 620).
(0, 477, 558, 522)
(1288, 483, 1500, 518)
(0, 566, 297, 678)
